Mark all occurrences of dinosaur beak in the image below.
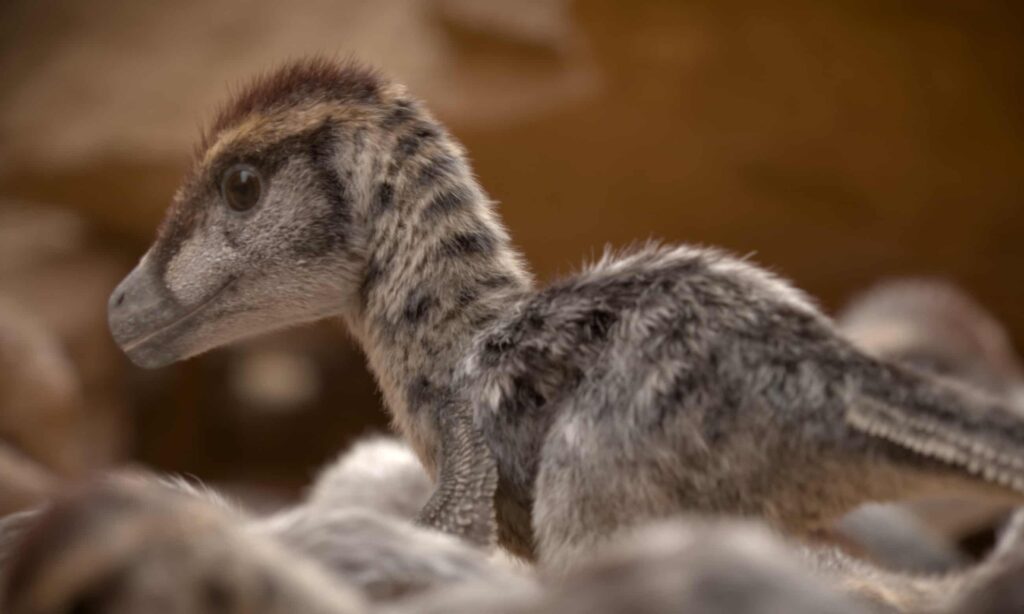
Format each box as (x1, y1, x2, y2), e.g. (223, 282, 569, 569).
(107, 252, 194, 369)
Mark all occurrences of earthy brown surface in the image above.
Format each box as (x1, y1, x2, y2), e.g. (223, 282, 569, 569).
(1, 0, 1022, 499)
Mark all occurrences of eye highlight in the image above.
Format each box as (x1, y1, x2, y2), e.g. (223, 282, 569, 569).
(220, 164, 262, 212)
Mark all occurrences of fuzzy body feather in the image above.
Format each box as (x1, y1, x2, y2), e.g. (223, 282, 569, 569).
(0, 437, 516, 610)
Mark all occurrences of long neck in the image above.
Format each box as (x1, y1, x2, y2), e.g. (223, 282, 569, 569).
(343, 105, 532, 468)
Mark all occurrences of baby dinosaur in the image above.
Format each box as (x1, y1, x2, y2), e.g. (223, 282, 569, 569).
(108, 57, 1024, 567)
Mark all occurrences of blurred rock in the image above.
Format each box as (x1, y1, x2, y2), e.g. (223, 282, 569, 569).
(0, 0, 596, 240)
(834, 503, 967, 574)
(434, 0, 572, 48)
(228, 346, 323, 413)
(946, 510, 1024, 614)
(0, 296, 83, 474)
(0, 201, 129, 475)
(0, 203, 86, 274)
(839, 279, 1024, 397)
(0, 0, 592, 163)
(0, 443, 56, 515)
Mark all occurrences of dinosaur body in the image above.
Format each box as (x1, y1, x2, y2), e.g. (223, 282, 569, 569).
(107, 58, 1024, 566)
(452, 247, 1024, 563)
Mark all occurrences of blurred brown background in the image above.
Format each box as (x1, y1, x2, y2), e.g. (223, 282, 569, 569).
(1, 0, 1022, 505)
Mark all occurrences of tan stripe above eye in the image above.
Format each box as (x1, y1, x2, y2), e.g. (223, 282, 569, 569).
(201, 102, 372, 168)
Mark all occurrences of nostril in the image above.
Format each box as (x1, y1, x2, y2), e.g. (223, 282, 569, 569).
(114, 290, 126, 308)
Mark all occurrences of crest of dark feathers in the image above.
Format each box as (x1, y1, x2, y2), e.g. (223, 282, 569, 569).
(199, 56, 383, 153)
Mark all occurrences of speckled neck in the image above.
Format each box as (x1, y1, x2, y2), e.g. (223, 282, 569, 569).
(343, 108, 532, 470)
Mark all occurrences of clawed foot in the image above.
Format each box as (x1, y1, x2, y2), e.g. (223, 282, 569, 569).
(415, 489, 496, 548)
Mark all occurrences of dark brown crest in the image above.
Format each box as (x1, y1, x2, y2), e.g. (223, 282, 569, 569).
(200, 56, 383, 153)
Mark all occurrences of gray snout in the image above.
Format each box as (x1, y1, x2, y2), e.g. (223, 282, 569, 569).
(108, 255, 186, 368)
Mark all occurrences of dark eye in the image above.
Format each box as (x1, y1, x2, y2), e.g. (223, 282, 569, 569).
(221, 164, 262, 212)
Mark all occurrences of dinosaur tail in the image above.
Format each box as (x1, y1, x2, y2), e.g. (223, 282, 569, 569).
(847, 359, 1024, 494)
(827, 509, 1024, 613)
(945, 509, 1024, 614)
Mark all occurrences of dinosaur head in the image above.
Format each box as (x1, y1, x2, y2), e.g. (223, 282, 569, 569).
(109, 59, 400, 367)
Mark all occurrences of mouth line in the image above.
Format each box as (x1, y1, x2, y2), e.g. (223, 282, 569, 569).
(122, 276, 236, 353)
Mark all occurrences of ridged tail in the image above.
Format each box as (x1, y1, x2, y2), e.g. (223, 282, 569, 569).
(847, 360, 1024, 493)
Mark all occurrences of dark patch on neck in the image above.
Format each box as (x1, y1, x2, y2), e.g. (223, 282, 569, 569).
(480, 273, 517, 290)
(439, 230, 496, 259)
(296, 123, 353, 257)
(359, 256, 385, 310)
(417, 153, 458, 186)
(414, 124, 439, 140)
(373, 181, 394, 215)
(455, 285, 481, 309)
(406, 375, 441, 415)
(403, 291, 438, 325)
(434, 273, 519, 329)
(392, 122, 440, 166)
(382, 99, 416, 130)
(423, 185, 471, 220)
(395, 133, 422, 160)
